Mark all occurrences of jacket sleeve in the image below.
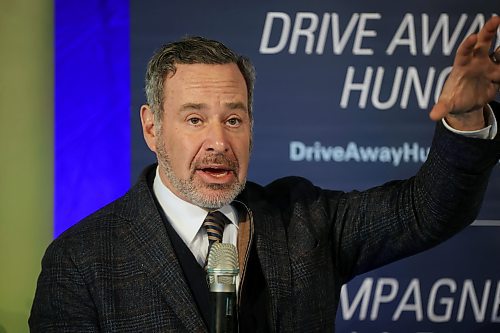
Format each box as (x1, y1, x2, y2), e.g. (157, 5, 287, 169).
(331, 101, 500, 282)
(29, 240, 99, 332)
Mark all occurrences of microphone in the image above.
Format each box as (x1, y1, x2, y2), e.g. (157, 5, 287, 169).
(206, 242, 239, 333)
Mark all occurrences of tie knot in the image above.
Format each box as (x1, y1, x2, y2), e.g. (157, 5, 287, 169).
(203, 211, 229, 246)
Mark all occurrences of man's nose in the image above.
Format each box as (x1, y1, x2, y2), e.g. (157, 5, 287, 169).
(204, 123, 229, 153)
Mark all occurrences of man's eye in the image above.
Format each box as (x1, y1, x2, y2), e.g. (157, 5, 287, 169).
(226, 118, 241, 126)
(188, 117, 202, 125)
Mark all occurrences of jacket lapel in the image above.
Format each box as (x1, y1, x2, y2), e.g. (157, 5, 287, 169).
(241, 187, 294, 332)
(119, 168, 207, 332)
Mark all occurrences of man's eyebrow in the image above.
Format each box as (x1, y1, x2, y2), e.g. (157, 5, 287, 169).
(179, 103, 207, 111)
(226, 102, 247, 111)
(179, 102, 248, 112)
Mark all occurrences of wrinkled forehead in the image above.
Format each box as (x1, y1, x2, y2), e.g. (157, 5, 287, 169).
(161, 63, 249, 106)
(164, 63, 247, 92)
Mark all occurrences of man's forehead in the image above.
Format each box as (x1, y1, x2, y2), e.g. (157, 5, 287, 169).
(163, 63, 247, 94)
(161, 63, 248, 111)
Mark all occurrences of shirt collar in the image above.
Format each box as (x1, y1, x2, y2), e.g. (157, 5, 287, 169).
(152, 167, 238, 244)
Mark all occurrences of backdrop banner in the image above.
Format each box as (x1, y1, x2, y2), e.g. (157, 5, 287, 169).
(131, 1, 499, 331)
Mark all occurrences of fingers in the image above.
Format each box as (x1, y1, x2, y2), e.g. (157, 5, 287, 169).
(430, 17, 499, 122)
(492, 46, 500, 66)
(455, 16, 499, 65)
(491, 46, 500, 87)
(454, 34, 477, 66)
(474, 16, 500, 58)
(477, 16, 500, 46)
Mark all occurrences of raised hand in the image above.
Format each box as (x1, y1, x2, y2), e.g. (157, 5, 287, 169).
(430, 16, 500, 131)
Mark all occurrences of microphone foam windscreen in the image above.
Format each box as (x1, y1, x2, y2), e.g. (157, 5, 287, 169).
(207, 243, 239, 285)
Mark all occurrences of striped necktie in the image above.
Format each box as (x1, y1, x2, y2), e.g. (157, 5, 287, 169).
(203, 211, 230, 254)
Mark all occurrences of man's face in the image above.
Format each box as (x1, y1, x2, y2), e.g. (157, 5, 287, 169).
(144, 63, 251, 209)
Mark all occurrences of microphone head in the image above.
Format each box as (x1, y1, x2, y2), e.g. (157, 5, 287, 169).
(207, 243, 239, 292)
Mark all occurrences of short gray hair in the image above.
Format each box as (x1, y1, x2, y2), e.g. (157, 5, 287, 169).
(144, 36, 256, 124)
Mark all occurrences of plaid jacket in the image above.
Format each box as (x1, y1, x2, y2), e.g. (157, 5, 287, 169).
(30, 105, 500, 332)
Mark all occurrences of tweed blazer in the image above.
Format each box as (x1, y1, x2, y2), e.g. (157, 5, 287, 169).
(30, 106, 500, 332)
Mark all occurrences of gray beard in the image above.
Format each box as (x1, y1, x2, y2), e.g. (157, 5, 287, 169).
(156, 140, 246, 209)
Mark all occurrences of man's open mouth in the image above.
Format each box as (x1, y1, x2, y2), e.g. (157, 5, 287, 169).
(201, 168, 231, 178)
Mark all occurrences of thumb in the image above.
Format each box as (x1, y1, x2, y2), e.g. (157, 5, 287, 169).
(429, 101, 450, 121)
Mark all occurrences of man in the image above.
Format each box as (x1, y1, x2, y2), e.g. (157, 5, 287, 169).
(30, 17, 500, 332)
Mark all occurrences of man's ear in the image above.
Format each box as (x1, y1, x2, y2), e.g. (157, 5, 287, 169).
(140, 105, 157, 152)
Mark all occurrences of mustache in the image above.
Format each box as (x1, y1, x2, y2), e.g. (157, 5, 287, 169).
(194, 153, 239, 170)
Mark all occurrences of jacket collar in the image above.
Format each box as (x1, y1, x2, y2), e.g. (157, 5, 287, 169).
(236, 182, 294, 332)
(116, 164, 207, 332)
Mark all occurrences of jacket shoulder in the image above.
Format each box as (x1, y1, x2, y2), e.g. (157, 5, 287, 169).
(245, 176, 316, 201)
(48, 168, 157, 264)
